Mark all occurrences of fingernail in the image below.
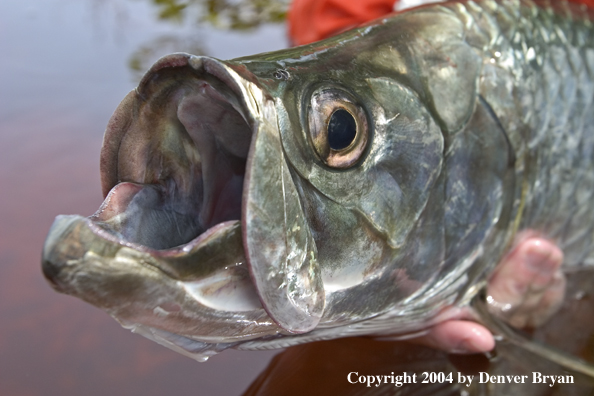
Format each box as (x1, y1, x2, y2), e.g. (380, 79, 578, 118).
(450, 339, 481, 355)
(458, 339, 477, 354)
(454, 336, 490, 355)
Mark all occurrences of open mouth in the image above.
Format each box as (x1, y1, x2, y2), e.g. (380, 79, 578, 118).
(42, 54, 324, 350)
(42, 55, 280, 343)
(94, 55, 252, 252)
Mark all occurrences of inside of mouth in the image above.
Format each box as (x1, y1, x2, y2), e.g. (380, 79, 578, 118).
(93, 70, 252, 250)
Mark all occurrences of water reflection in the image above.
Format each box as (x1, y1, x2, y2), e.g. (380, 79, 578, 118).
(124, 0, 289, 81)
(244, 338, 463, 396)
(150, 0, 290, 29)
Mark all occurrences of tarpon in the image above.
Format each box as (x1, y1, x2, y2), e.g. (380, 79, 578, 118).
(42, 0, 594, 367)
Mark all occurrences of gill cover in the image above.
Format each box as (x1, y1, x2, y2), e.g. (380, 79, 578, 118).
(244, 97, 324, 333)
(200, 58, 326, 334)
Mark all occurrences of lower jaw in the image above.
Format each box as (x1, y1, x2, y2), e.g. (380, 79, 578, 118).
(42, 213, 281, 336)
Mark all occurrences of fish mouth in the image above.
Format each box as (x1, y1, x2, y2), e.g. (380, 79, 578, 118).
(42, 54, 279, 342)
(96, 54, 251, 252)
(42, 53, 323, 348)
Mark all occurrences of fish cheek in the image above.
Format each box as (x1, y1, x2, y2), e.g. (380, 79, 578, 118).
(295, 182, 386, 287)
(243, 103, 324, 334)
(296, 177, 444, 320)
(359, 77, 444, 248)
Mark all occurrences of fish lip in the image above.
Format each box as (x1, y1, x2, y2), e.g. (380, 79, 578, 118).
(86, 217, 240, 257)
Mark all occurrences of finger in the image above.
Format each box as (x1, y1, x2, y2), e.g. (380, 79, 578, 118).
(489, 238, 563, 305)
(410, 320, 495, 354)
(488, 237, 564, 328)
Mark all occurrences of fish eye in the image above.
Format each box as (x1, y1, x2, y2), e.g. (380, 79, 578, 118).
(308, 88, 368, 168)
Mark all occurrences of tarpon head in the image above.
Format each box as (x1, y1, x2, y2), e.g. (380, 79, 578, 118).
(42, 53, 327, 347)
(43, 6, 499, 358)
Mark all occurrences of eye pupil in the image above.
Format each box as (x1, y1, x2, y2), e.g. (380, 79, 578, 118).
(327, 109, 357, 151)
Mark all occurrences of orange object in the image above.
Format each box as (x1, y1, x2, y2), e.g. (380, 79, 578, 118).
(572, 0, 594, 7)
(288, 0, 397, 46)
(288, 0, 594, 46)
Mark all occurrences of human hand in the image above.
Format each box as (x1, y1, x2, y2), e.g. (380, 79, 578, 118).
(410, 235, 565, 354)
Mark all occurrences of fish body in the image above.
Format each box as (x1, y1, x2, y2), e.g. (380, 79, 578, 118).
(42, 0, 594, 361)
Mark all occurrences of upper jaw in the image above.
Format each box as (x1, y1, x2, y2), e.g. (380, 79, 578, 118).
(42, 53, 325, 346)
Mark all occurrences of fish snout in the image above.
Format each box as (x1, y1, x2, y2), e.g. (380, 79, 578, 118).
(42, 215, 88, 293)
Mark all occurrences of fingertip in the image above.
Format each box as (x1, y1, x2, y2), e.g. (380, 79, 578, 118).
(460, 322, 495, 353)
(427, 321, 495, 354)
(521, 238, 563, 274)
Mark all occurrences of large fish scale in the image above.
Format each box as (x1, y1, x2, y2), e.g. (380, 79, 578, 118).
(457, 0, 594, 267)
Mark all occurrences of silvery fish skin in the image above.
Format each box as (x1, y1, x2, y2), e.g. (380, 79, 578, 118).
(42, 0, 594, 361)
